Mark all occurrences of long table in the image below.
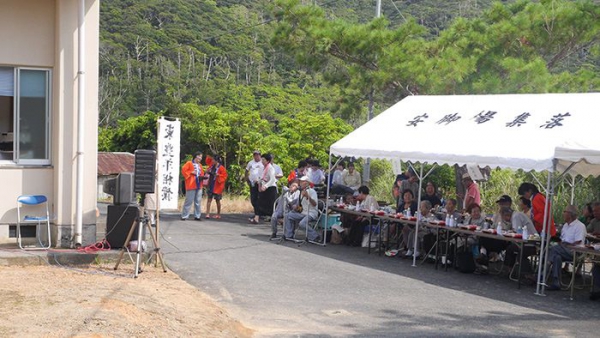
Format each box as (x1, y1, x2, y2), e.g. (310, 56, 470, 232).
(564, 244, 600, 300)
(329, 206, 546, 288)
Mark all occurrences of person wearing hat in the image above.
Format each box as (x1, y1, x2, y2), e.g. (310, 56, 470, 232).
(245, 150, 264, 220)
(461, 173, 480, 212)
(491, 195, 513, 225)
(478, 195, 513, 264)
(283, 176, 321, 242)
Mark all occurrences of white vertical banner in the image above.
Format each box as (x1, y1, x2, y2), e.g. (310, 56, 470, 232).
(391, 158, 403, 175)
(157, 117, 181, 210)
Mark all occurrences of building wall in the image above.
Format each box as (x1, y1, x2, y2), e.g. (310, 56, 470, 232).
(0, 0, 99, 247)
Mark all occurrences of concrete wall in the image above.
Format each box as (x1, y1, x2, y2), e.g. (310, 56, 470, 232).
(0, 0, 99, 247)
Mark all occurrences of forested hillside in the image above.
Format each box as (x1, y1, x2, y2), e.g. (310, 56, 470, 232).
(98, 0, 600, 197)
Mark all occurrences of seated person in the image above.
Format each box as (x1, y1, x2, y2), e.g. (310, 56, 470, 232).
(421, 181, 442, 209)
(346, 186, 379, 246)
(546, 205, 587, 290)
(442, 198, 462, 223)
(404, 200, 433, 258)
(287, 160, 308, 184)
(283, 177, 320, 242)
(391, 168, 411, 199)
(478, 203, 514, 264)
(332, 162, 361, 195)
(518, 196, 532, 218)
(330, 162, 345, 189)
(397, 189, 419, 215)
(306, 159, 325, 186)
(463, 203, 487, 228)
(587, 202, 600, 235)
(270, 179, 300, 239)
(500, 207, 538, 275)
(491, 195, 512, 225)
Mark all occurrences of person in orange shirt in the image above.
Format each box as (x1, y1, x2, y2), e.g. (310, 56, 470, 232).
(205, 155, 228, 219)
(518, 182, 556, 236)
(181, 152, 207, 221)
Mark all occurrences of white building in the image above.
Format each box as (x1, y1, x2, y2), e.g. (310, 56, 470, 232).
(0, 0, 99, 247)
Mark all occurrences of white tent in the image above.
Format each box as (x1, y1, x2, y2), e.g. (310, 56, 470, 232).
(326, 92, 600, 295)
(330, 93, 600, 176)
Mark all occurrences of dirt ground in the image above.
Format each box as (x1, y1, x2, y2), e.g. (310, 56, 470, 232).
(0, 264, 254, 338)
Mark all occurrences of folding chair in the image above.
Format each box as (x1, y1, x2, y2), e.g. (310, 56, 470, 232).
(16, 195, 51, 250)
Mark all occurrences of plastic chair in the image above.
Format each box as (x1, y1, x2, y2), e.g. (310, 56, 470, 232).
(17, 195, 51, 249)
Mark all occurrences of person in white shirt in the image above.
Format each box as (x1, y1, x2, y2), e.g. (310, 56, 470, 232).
(306, 159, 325, 185)
(271, 155, 284, 180)
(270, 179, 300, 239)
(249, 153, 277, 224)
(331, 162, 345, 186)
(547, 205, 587, 290)
(245, 150, 264, 220)
(283, 176, 321, 242)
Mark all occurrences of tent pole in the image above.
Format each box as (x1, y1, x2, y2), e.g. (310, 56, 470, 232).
(412, 164, 425, 267)
(320, 150, 333, 247)
(535, 166, 555, 295)
(570, 175, 575, 205)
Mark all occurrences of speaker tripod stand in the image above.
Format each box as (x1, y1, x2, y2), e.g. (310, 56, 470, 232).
(114, 201, 167, 277)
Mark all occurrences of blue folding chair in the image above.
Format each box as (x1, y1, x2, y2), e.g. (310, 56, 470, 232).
(17, 195, 51, 249)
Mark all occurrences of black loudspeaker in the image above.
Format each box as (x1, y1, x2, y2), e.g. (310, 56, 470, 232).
(134, 149, 156, 194)
(106, 204, 138, 248)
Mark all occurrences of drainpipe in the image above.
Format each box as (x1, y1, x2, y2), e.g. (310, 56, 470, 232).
(75, 0, 86, 246)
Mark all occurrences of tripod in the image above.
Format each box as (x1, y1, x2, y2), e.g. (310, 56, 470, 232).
(114, 196, 167, 277)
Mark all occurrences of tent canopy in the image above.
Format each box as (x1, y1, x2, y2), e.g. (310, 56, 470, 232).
(330, 93, 600, 177)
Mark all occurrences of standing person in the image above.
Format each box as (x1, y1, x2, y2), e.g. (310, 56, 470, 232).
(271, 154, 284, 180)
(181, 152, 207, 221)
(518, 182, 556, 236)
(205, 155, 228, 219)
(460, 174, 480, 212)
(245, 150, 264, 222)
(250, 153, 278, 224)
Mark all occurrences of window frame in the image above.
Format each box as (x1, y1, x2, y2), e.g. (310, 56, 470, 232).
(0, 66, 52, 166)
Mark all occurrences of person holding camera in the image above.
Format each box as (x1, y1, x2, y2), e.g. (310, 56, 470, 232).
(283, 176, 321, 242)
(270, 179, 300, 239)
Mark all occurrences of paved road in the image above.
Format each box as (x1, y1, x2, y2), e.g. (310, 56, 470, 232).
(157, 213, 600, 337)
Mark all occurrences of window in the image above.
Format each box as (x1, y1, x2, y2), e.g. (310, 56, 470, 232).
(0, 67, 51, 165)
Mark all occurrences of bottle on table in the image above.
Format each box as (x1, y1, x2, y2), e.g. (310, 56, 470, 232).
(496, 222, 503, 235)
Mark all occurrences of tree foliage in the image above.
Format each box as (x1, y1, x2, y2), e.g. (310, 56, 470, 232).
(98, 0, 600, 202)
